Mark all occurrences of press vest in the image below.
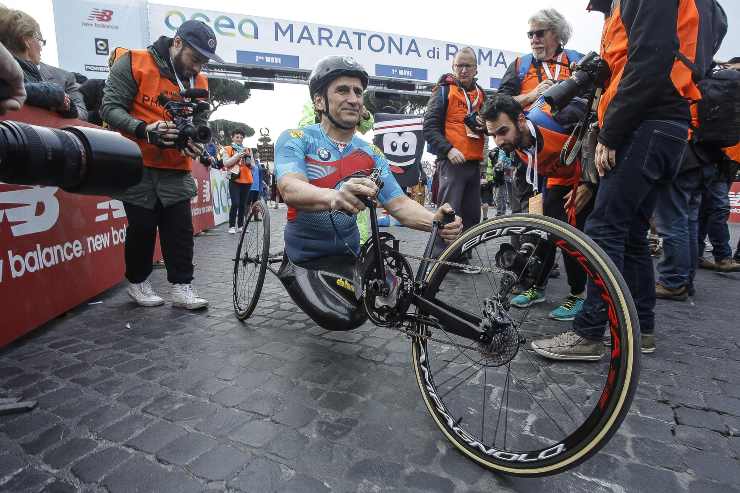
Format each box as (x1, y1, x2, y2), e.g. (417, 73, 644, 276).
(517, 49, 583, 109)
(223, 145, 254, 185)
(116, 48, 208, 171)
(444, 83, 485, 161)
(514, 123, 580, 188)
(724, 143, 740, 163)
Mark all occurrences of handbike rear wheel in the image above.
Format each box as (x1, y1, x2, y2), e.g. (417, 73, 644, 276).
(233, 198, 270, 320)
(411, 214, 639, 476)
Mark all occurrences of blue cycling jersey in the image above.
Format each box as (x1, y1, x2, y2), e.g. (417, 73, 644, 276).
(275, 124, 404, 263)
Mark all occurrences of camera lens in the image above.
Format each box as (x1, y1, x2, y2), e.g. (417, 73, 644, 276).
(0, 121, 142, 195)
(194, 125, 212, 144)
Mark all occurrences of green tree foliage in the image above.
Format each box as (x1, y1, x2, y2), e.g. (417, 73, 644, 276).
(208, 119, 255, 145)
(207, 78, 251, 112)
(363, 91, 429, 115)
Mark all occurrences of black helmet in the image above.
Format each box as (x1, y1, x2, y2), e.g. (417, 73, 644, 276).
(308, 56, 369, 99)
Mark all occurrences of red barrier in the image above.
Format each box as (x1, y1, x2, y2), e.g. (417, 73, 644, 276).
(731, 181, 740, 224)
(0, 107, 213, 347)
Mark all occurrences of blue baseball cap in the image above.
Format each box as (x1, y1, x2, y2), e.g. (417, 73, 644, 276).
(175, 20, 224, 63)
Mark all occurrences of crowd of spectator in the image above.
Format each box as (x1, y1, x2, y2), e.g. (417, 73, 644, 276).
(423, 3, 738, 359)
(1, 2, 737, 341)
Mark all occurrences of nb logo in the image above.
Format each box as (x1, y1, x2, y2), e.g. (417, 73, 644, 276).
(95, 200, 126, 222)
(0, 187, 60, 237)
(88, 9, 113, 22)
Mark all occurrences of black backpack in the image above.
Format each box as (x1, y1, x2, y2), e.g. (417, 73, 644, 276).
(677, 52, 740, 148)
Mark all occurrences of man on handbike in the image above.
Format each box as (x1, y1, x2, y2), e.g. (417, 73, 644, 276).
(272, 56, 462, 330)
(275, 56, 462, 264)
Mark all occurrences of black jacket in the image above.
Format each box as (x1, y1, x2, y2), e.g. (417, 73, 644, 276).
(598, 0, 727, 149)
(39, 62, 88, 121)
(15, 57, 78, 118)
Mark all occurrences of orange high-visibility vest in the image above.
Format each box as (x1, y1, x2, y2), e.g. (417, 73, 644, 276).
(443, 83, 485, 161)
(114, 48, 208, 171)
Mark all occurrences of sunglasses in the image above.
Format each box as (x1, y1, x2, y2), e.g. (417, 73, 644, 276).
(527, 29, 550, 39)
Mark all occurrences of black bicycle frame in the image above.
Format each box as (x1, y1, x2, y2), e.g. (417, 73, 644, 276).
(366, 202, 486, 344)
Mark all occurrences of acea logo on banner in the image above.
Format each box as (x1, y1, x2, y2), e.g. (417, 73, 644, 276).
(163, 10, 258, 39)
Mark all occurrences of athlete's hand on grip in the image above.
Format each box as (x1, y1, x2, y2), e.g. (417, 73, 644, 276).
(330, 177, 379, 214)
(434, 203, 463, 243)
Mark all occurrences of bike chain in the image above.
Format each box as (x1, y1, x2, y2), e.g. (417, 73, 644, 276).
(400, 253, 507, 276)
(374, 253, 520, 356)
(386, 316, 518, 359)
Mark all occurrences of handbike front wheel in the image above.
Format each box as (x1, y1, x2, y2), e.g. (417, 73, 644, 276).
(233, 198, 270, 320)
(411, 214, 639, 476)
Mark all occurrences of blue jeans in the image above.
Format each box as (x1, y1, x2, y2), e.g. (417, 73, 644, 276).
(654, 167, 706, 289)
(697, 177, 733, 261)
(574, 120, 688, 339)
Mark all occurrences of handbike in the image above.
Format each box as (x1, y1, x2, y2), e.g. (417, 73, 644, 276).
(232, 170, 640, 477)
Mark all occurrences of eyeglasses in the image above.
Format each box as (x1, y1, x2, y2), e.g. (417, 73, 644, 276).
(454, 63, 475, 71)
(33, 34, 46, 46)
(527, 29, 550, 39)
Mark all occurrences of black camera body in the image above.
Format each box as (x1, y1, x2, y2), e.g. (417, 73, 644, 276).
(157, 88, 212, 150)
(543, 52, 611, 111)
(464, 111, 486, 135)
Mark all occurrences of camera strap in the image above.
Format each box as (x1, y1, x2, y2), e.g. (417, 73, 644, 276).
(523, 120, 539, 193)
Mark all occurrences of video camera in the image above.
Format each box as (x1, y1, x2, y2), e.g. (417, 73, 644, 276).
(156, 88, 212, 150)
(0, 120, 143, 196)
(543, 52, 610, 112)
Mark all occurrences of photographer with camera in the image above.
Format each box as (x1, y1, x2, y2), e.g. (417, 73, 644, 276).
(483, 93, 594, 321)
(223, 128, 254, 234)
(497, 9, 584, 217)
(531, 0, 724, 360)
(423, 47, 486, 267)
(101, 20, 223, 310)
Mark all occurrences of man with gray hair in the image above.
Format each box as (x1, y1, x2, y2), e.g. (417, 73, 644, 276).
(498, 9, 584, 214)
(499, 8, 583, 111)
(496, 8, 585, 315)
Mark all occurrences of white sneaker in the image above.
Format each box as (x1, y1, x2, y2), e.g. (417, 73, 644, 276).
(127, 280, 165, 307)
(237, 226, 243, 233)
(228, 227, 236, 234)
(171, 283, 209, 310)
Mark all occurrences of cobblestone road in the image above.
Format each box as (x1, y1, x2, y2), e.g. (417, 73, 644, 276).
(1, 208, 738, 492)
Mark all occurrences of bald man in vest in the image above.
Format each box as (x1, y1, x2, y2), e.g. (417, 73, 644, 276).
(423, 47, 487, 268)
(101, 20, 223, 310)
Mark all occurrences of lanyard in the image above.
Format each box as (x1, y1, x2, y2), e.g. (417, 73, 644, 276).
(523, 120, 539, 192)
(459, 82, 481, 113)
(168, 56, 194, 92)
(541, 52, 564, 81)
